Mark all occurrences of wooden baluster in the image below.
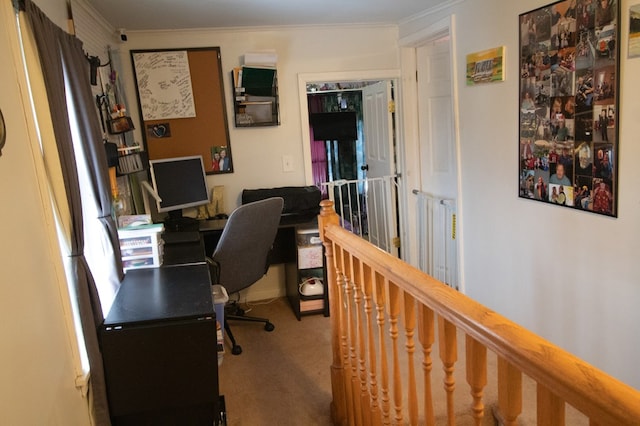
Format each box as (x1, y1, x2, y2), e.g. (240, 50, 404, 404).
(374, 275, 391, 425)
(403, 291, 418, 425)
(358, 262, 373, 426)
(438, 316, 458, 426)
(365, 270, 382, 426)
(537, 383, 565, 426)
(341, 248, 356, 425)
(497, 356, 522, 426)
(418, 305, 436, 426)
(319, 200, 346, 425)
(318, 200, 347, 425)
(465, 335, 487, 425)
(388, 283, 404, 424)
(334, 244, 351, 425)
(350, 256, 364, 425)
(336, 246, 353, 426)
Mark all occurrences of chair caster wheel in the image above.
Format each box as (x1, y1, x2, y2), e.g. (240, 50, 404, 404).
(265, 322, 275, 332)
(231, 345, 242, 355)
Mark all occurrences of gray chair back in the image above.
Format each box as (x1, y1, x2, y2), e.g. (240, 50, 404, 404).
(210, 197, 284, 294)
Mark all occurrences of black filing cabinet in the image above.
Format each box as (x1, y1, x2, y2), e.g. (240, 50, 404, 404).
(100, 264, 222, 425)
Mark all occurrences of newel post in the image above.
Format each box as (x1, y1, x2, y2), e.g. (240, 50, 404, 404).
(319, 199, 346, 425)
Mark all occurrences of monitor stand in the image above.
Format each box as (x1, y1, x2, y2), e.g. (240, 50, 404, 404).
(163, 210, 199, 232)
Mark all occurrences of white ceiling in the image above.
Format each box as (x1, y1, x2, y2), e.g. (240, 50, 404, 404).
(86, 0, 452, 31)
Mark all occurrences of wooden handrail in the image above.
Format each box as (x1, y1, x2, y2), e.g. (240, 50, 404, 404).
(319, 200, 640, 425)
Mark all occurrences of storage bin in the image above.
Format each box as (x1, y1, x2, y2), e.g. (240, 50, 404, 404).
(118, 224, 164, 271)
(298, 245, 323, 269)
(296, 226, 321, 246)
(212, 284, 229, 365)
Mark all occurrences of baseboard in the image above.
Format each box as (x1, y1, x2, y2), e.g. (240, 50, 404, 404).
(242, 264, 286, 302)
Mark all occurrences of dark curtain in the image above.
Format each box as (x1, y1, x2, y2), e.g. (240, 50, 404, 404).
(23, 1, 123, 424)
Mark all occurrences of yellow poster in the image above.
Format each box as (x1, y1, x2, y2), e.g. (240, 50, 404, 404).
(466, 46, 505, 85)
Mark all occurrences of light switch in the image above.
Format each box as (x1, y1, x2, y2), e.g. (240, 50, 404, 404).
(282, 155, 294, 172)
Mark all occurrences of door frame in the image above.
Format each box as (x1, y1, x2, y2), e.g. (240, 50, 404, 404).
(398, 15, 465, 291)
(297, 70, 405, 250)
(297, 69, 402, 186)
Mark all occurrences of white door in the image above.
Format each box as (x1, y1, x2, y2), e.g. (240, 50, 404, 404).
(362, 81, 398, 256)
(417, 38, 458, 199)
(416, 37, 460, 287)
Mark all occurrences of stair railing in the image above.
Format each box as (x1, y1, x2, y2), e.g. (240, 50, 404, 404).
(318, 200, 640, 426)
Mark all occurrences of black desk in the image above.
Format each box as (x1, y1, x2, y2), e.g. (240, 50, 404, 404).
(100, 238, 222, 425)
(198, 214, 329, 320)
(198, 214, 316, 264)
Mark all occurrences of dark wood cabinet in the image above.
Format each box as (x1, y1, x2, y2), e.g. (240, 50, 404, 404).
(100, 262, 225, 425)
(285, 222, 328, 320)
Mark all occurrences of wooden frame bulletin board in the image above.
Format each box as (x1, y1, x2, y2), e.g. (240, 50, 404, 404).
(131, 47, 232, 174)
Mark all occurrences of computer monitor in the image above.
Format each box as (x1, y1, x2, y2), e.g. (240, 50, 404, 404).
(149, 155, 209, 230)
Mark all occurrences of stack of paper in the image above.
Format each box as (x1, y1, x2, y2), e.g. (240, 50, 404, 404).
(244, 50, 277, 68)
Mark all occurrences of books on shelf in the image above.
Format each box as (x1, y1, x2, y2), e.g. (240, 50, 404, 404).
(233, 65, 276, 97)
(241, 67, 276, 96)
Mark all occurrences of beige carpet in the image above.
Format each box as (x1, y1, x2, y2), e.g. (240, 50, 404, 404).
(218, 297, 333, 426)
(217, 297, 588, 425)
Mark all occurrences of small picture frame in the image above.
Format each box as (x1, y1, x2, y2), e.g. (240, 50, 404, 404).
(210, 145, 233, 173)
(466, 46, 506, 85)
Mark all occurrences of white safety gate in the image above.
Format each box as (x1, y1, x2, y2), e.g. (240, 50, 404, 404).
(413, 189, 458, 290)
(321, 176, 398, 255)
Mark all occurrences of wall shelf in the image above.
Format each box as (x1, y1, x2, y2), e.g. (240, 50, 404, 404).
(232, 66, 280, 127)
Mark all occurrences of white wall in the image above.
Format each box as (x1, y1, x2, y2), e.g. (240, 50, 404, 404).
(400, 0, 640, 390)
(0, 1, 93, 424)
(116, 25, 400, 210)
(113, 24, 400, 301)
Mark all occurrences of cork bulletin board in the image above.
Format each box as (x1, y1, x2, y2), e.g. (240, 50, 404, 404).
(131, 47, 233, 174)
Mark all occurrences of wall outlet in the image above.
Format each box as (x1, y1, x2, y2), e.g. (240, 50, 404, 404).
(282, 155, 294, 172)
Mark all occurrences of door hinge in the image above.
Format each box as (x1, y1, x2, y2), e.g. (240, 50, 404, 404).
(388, 100, 395, 113)
(392, 237, 401, 248)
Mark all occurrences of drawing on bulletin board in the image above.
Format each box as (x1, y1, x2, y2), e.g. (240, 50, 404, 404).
(132, 50, 196, 121)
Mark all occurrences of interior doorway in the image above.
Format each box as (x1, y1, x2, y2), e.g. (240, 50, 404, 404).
(297, 71, 402, 255)
(399, 14, 462, 289)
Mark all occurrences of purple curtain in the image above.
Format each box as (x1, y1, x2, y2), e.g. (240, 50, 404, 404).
(308, 95, 328, 197)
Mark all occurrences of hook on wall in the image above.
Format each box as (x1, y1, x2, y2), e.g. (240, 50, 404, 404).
(85, 53, 111, 86)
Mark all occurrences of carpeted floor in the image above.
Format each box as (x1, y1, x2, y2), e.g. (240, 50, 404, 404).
(217, 297, 589, 426)
(218, 297, 333, 426)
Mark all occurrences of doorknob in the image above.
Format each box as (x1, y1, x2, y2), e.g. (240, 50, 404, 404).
(361, 164, 369, 171)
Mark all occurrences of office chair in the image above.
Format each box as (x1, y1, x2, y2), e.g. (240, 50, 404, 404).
(207, 197, 284, 355)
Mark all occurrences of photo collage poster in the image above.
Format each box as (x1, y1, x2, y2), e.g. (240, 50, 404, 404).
(519, 0, 619, 216)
